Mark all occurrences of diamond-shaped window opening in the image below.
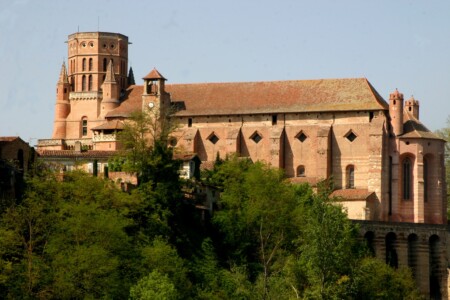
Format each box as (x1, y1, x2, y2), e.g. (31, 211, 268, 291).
(207, 132, 219, 145)
(250, 131, 263, 144)
(345, 130, 358, 142)
(295, 131, 308, 143)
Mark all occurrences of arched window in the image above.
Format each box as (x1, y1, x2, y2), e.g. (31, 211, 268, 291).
(296, 165, 305, 177)
(82, 75, 86, 91)
(82, 58, 86, 71)
(346, 165, 355, 189)
(88, 75, 93, 91)
(402, 157, 412, 200)
(103, 58, 107, 71)
(89, 58, 93, 71)
(81, 117, 88, 136)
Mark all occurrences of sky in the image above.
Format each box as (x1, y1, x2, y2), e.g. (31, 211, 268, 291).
(1, 0, 449, 145)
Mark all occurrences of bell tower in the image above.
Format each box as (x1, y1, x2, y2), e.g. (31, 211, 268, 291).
(66, 32, 129, 93)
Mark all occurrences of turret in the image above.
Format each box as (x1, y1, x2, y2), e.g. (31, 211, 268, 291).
(52, 62, 71, 139)
(405, 96, 420, 119)
(143, 68, 166, 96)
(142, 68, 168, 112)
(389, 89, 404, 136)
(101, 60, 120, 116)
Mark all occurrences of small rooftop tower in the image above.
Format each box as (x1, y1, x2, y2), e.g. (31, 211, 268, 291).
(52, 62, 71, 139)
(405, 96, 420, 119)
(389, 89, 404, 136)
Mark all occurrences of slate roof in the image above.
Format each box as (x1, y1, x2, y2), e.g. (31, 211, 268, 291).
(106, 78, 388, 118)
(400, 111, 443, 140)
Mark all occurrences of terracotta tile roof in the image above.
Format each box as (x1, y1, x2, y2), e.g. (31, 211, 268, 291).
(330, 189, 375, 201)
(107, 78, 388, 118)
(91, 120, 124, 131)
(143, 68, 167, 80)
(401, 112, 443, 140)
(0, 137, 19, 143)
(166, 78, 388, 116)
(106, 85, 143, 118)
(288, 176, 321, 186)
(173, 152, 199, 161)
(37, 150, 117, 159)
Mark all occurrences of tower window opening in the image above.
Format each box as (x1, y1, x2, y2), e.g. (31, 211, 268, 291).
(346, 165, 355, 189)
(103, 58, 107, 72)
(82, 118, 88, 136)
(272, 114, 277, 125)
(82, 58, 86, 71)
(402, 157, 412, 200)
(88, 75, 93, 91)
(188, 118, 193, 127)
(89, 58, 93, 71)
(82, 75, 86, 91)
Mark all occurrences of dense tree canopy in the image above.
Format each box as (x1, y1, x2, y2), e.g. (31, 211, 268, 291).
(0, 152, 421, 298)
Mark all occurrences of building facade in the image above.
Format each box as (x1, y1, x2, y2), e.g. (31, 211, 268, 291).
(37, 32, 448, 298)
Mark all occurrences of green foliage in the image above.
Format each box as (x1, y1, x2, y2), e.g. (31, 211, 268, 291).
(0, 150, 426, 299)
(435, 116, 450, 219)
(351, 257, 423, 299)
(298, 190, 361, 299)
(130, 270, 178, 300)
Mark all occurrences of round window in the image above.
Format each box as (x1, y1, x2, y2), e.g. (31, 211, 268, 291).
(110, 44, 115, 49)
(81, 42, 86, 48)
(89, 42, 94, 47)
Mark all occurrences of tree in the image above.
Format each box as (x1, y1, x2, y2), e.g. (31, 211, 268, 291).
(435, 116, 450, 219)
(0, 171, 140, 299)
(297, 186, 361, 299)
(129, 270, 178, 300)
(213, 158, 300, 299)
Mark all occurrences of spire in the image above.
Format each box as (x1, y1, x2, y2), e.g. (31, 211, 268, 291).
(58, 62, 69, 84)
(128, 66, 135, 85)
(104, 60, 117, 84)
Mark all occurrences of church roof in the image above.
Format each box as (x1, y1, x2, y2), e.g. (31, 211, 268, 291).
(91, 120, 124, 131)
(143, 68, 166, 80)
(400, 111, 443, 140)
(330, 189, 375, 201)
(107, 78, 388, 118)
(167, 78, 388, 116)
(105, 85, 142, 118)
(37, 150, 116, 159)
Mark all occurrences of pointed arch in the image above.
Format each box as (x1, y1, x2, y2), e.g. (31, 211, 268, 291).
(82, 75, 86, 91)
(88, 75, 93, 91)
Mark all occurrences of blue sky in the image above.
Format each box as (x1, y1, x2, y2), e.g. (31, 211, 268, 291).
(1, 0, 449, 144)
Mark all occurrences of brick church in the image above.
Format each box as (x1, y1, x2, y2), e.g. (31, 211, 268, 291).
(37, 32, 448, 298)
